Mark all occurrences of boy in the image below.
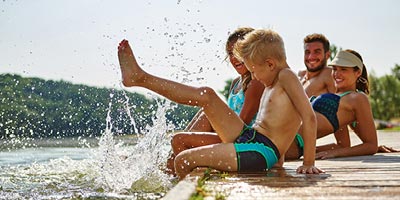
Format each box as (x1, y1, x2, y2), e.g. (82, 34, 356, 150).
(118, 29, 323, 180)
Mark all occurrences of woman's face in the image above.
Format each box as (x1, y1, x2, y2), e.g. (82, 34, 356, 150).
(332, 66, 361, 91)
(227, 41, 248, 75)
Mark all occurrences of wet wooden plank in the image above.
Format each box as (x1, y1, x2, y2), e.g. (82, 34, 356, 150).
(164, 131, 400, 200)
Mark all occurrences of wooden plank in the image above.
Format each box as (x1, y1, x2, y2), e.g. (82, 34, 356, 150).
(164, 131, 400, 200)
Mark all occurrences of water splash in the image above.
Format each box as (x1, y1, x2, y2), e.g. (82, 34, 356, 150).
(92, 98, 175, 193)
(0, 97, 178, 199)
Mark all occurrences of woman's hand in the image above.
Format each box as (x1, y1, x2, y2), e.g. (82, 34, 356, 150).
(315, 150, 336, 159)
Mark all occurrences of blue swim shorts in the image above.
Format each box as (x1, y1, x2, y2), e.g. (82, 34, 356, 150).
(295, 133, 304, 158)
(234, 126, 281, 172)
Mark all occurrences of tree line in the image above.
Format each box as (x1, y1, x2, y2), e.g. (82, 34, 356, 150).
(0, 74, 198, 139)
(1, 64, 399, 139)
(369, 64, 400, 122)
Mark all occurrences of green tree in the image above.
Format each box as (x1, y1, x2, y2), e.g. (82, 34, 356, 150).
(369, 68, 400, 121)
(391, 64, 400, 80)
(0, 74, 197, 139)
(220, 79, 233, 100)
(329, 44, 341, 61)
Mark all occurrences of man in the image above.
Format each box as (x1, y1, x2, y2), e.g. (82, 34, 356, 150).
(300, 33, 335, 97)
(286, 33, 336, 160)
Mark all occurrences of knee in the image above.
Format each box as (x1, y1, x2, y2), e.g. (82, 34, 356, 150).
(171, 133, 190, 155)
(197, 86, 219, 106)
(174, 150, 195, 172)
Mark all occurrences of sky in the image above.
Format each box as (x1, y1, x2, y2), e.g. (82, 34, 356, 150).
(1, 0, 399, 94)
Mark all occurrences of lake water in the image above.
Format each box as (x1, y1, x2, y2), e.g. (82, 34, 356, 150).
(0, 102, 177, 199)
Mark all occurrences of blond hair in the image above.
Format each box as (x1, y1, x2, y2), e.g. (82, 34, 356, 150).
(234, 29, 286, 66)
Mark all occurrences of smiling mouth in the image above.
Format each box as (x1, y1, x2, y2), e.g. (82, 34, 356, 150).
(235, 63, 244, 68)
(335, 78, 343, 83)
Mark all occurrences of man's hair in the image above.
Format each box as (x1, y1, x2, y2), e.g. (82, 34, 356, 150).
(234, 29, 286, 65)
(303, 33, 330, 53)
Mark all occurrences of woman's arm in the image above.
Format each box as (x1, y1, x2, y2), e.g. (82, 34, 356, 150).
(316, 126, 351, 153)
(316, 94, 378, 159)
(239, 79, 264, 124)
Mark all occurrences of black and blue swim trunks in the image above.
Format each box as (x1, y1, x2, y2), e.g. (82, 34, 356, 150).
(295, 133, 304, 158)
(234, 126, 281, 172)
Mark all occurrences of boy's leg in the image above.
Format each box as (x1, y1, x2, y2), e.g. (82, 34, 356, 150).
(166, 154, 176, 176)
(174, 143, 237, 179)
(118, 40, 244, 142)
(167, 132, 221, 176)
(171, 132, 222, 155)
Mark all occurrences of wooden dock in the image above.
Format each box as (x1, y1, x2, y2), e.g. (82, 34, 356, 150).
(163, 131, 400, 200)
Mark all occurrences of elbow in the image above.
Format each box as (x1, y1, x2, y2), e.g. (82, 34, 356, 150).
(366, 143, 378, 155)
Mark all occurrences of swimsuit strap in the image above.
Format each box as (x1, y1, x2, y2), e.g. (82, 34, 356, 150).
(338, 91, 353, 97)
(231, 77, 242, 94)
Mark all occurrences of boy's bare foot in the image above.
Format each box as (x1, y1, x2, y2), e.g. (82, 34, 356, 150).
(117, 39, 145, 87)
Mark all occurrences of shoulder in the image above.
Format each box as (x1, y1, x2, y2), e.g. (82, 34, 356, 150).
(349, 91, 369, 100)
(320, 67, 333, 79)
(344, 92, 371, 107)
(277, 68, 303, 90)
(245, 79, 264, 97)
(298, 69, 307, 79)
(247, 79, 264, 89)
(229, 76, 241, 89)
(321, 67, 332, 74)
(278, 68, 298, 81)
(232, 76, 241, 85)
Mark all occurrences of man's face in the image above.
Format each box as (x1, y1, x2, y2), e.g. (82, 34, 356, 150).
(304, 42, 328, 72)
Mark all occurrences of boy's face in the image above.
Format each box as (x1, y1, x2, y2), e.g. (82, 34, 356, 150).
(244, 59, 268, 85)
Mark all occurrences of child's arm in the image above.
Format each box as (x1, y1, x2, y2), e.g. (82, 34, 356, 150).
(280, 69, 323, 174)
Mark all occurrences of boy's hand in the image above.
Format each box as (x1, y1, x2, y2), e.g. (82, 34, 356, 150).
(296, 165, 324, 174)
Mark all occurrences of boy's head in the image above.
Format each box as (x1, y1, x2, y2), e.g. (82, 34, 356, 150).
(233, 29, 286, 67)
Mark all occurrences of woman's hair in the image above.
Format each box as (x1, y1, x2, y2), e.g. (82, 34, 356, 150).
(345, 49, 370, 94)
(225, 27, 254, 92)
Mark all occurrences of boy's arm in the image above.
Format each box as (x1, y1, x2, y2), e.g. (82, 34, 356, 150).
(280, 69, 322, 174)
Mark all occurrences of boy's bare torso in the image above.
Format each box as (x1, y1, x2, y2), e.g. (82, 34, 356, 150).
(253, 79, 302, 156)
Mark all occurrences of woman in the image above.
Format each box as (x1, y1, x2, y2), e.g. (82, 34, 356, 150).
(287, 49, 378, 160)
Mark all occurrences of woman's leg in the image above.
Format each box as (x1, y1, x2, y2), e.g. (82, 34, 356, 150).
(118, 40, 244, 142)
(174, 143, 237, 179)
(171, 132, 222, 155)
(185, 110, 214, 132)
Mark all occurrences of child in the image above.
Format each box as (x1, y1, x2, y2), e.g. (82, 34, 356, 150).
(117, 29, 323, 180)
(167, 27, 264, 175)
